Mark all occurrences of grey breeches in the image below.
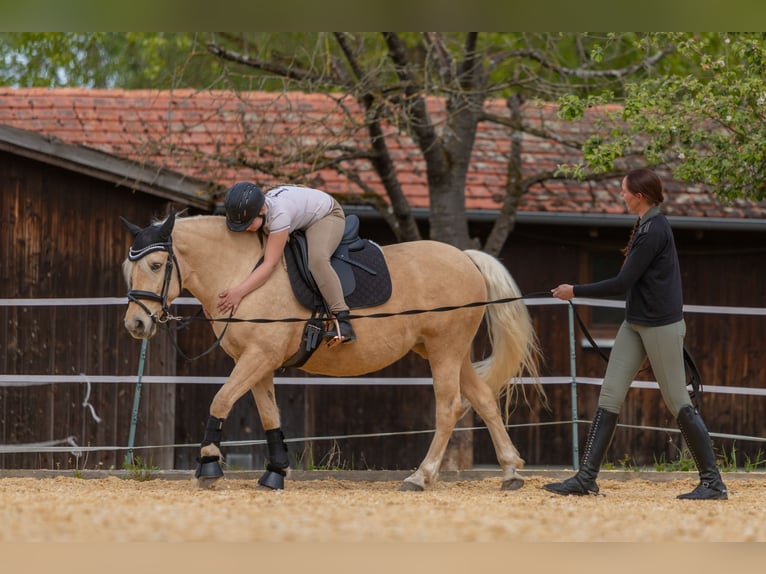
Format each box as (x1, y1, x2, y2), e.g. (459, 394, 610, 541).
(598, 319, 692, 417)
(304, 201, 348, 314)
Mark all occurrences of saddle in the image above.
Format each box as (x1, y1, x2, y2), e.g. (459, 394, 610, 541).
(281, 214, 392, 368)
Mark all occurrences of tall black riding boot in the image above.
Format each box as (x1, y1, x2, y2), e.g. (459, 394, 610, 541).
(544, 407, 618, 496)
(676, 405, 728, 500)
(329, 310, 356, 344)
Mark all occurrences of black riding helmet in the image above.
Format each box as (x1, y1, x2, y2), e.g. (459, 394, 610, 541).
(224, 182, 265, 232)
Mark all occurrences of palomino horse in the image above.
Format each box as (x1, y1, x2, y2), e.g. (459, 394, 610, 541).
(121, 212, 543, 491)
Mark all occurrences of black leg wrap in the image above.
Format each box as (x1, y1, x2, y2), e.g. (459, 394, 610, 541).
(201, 415, 225, 448)
(266, 464, 287, 476)
(264, 428, 289, 470)
(196, 416, 225, 480)
(195, 455, 224, 479)
(258, 428, 289, 490)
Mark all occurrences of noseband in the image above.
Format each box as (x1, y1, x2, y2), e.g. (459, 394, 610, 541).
(127, 239, 183, 324)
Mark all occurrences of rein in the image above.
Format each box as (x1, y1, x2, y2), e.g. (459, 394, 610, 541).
(161, 291, 555, 325)
(128, 256, 703, 408)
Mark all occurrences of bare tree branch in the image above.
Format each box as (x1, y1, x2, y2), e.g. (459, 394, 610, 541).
(334, 32, 422, 242)
(423, 32, 453, 85)
(206, 41, 342, 86)
(382, 32, 442, 161)
(493, 46, 674, 80)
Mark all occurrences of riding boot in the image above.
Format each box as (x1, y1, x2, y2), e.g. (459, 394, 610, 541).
(544, 407, 618, 496)
(328, 310, 356, 344)
(676, 405, 728, 500)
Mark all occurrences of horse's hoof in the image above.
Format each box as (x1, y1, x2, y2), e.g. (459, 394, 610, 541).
(197, 476, 221, 490)
(399, 481, 425, 492)
(501, 477, 524, 491)
(257, 470, 285, 490)
(195, 458, 224, 480)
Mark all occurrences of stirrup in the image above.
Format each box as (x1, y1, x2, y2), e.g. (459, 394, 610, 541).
(326, 316, 355, 347)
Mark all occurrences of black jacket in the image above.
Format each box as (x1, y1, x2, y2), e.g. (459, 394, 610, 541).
(573, 206, 683, 326)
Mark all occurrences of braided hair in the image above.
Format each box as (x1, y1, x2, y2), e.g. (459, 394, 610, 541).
(620, 168, 664, 258)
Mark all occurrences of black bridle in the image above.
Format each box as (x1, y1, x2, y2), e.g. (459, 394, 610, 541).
(127, 239, 183, 324)
(126, 236, 233, 361)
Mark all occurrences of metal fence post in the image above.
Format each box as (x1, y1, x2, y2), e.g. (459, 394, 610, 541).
(125, 338, 148, 467)
(568, 303, 580, 470)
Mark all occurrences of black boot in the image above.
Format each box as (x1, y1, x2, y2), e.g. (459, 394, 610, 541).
(676, 405, 728, 500)
(328, 310, 356, 344)
(544, 407, 618, 496)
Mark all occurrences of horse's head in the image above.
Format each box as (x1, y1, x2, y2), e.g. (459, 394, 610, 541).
(120, 212, 182, 339)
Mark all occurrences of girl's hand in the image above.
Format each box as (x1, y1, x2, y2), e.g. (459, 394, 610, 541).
(551, 284, 575, 300)
(217, 287, 244, 314)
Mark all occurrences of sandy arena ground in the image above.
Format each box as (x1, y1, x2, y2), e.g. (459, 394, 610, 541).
(1, 472, 764, 543)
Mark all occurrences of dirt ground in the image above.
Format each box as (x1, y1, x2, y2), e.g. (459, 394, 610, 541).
(1, 472, 764, 543)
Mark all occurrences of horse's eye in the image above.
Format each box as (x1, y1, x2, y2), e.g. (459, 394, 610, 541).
(150, 262, 162, 272)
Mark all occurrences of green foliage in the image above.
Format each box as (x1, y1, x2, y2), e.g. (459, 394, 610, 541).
(743, 449, 766, 472)
(646, 443, 766, 472)
(0, 32, 227, 89)
(122, 455, 159, 481)
(653, 449, 697, 472)
(558, 32, 766, 202)
(296, 441, 355, 471)
(603, 453, 644, 471)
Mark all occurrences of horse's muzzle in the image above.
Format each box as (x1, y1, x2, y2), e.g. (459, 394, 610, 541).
(124, 313, 157, 339)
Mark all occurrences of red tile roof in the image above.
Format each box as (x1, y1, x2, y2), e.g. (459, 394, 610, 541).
(1, 87, 765, 220)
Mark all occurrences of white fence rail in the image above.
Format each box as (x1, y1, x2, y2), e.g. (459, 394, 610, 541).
(1, 296, 765, 463)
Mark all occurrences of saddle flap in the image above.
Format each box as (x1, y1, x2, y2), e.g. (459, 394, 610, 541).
(341, 214, 360, 243)
(284, 217, 392, 312)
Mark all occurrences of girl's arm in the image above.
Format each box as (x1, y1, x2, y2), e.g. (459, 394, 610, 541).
(216, 230, 290, 314)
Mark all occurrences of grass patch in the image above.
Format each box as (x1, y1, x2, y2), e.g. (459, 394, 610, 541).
(606, 443, 766, 473)
(122, 455, 159, 481)
(296, 440, 356, 471)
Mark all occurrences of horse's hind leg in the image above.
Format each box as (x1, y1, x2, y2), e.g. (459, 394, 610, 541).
(460, 359, 526, 491)
(401, 356, 464, 492)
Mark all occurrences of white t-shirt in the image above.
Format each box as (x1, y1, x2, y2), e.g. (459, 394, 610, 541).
(262, 186, 335, 234)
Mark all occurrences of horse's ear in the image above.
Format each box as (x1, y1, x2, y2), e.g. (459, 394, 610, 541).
(158, 211, 176, 241)
(119, 216, 143, 237)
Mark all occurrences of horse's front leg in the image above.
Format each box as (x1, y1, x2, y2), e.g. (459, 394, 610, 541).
(195, 355, 271, 488)
(250, 375, 290, 490)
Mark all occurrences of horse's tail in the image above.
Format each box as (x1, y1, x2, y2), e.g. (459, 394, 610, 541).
(463, 249, 547, 415)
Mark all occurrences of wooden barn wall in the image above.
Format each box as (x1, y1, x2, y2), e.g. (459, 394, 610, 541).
(0, 152, 180, 470)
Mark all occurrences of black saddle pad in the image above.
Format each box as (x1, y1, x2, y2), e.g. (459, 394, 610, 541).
(284, 235, 392, 311)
